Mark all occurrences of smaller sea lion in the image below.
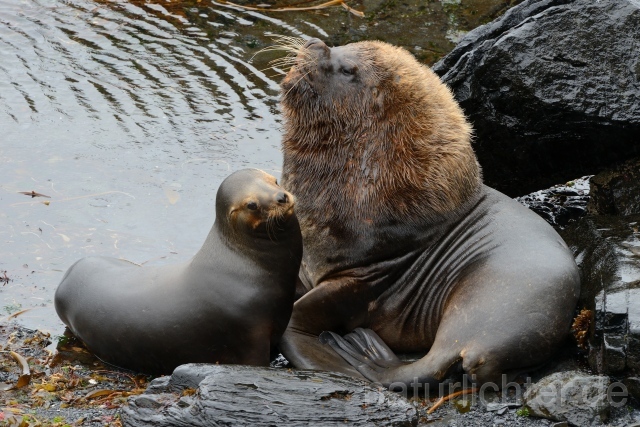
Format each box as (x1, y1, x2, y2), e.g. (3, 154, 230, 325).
(55, 169, 302, 374)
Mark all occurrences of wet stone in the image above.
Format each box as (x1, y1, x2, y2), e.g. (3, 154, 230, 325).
(516, 176, 591, 227)
(269, 353, 291, 368)
(523, 371, 610, 426)
(625, 378, 640, 404)
(484, 402, 522, 412)
(485, 403, 508, 412)
(587, 157, 640, 216)
(559, 214, 640, 377)
(145, 376, 171, 394)
(131, 395, 164, 410)
(121, 363, 418, 426)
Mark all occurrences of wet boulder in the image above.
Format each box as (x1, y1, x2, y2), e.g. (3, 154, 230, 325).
(559, 214, 640, 389)
(121, 364, 418, 426)
(557, 160, 640, 402)
(516, 176, 591, 228)
(587, 157, 640, 216)
(433, 0, 640, 197)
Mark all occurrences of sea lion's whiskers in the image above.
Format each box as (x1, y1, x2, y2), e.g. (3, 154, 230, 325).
(274, 210, 286, 230)
(269, 56, 306, 67)
(344, 58, 359, 69)
(268, 206, 288, 228)
(250, 35, 307, 61)
(266, 215, 279, 242)
(250, 36, 319, 75)
(267, 35, 306, 46)
(358, 60, 382, 82)
(259, 57, 301, 73)
(269, 51, 315, 69)
(269, 35, 307, 53)
(265, 217, 272, 241)
(255, 45, 300, 57)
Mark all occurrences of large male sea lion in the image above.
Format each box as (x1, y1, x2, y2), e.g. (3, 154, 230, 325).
(278, 38, 580, 387)
(55, 169, 302, 374)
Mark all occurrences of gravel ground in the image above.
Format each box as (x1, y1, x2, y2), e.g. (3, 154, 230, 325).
(416, 395, 640, 426)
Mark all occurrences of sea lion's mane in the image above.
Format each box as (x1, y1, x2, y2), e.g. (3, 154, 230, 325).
(280, 40, 482, 231)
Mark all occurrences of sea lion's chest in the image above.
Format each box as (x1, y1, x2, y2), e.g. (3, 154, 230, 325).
(300, 193, 497, 351)
(366, 220, 493, 352)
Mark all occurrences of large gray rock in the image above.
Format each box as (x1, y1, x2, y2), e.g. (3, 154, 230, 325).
(523, 371, 610, 426)
(433, 0, 640, 196)
(121, 364, 418, 426)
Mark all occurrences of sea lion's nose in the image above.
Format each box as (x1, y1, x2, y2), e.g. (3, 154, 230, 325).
(304, 38, 322, 48)
(276, 192, 289, 204)
(304, 38, 330, 56)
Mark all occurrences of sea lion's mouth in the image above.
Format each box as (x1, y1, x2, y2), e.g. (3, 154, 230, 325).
(248, 203, 296, 241)
(268, 201, 295, 223)
(282, 61, 314, 95)
(282, 204, 295, 220)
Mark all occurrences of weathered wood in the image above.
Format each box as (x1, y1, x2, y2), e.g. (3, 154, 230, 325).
(122, 364, 417, 426)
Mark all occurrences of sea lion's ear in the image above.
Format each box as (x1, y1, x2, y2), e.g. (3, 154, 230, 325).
(227, 207, 240, 231)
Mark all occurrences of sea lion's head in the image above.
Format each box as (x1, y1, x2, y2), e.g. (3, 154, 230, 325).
(278, 38, 481, 229)
(280, 38, 388, 120)
(216, 168, 298, 241)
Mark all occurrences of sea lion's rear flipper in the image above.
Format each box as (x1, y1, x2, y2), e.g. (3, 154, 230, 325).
(322, 328, 463, 388)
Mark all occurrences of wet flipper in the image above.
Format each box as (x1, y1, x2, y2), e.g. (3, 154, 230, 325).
(351, 328, 402, 367)
(320, 331, 385, 381)
(320, 333, 384, 380)
(320, 328, 404, 382)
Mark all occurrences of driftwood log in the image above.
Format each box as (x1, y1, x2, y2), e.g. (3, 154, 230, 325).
(122, 364, 417, 426)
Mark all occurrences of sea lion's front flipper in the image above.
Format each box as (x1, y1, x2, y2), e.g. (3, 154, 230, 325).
(281, 328, 365, 379)
(319, 331, 382, 380)
(323, 328, 463, 388)
(320, 329, 403, 382)
(280, 277, 373, 379)
(349, 328, 403, 367)
(320, 328, 408, 384)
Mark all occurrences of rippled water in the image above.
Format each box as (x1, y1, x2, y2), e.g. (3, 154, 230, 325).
(0, 0, 517, 334)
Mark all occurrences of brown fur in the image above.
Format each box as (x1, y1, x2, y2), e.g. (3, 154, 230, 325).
(280, 40, 481, 230)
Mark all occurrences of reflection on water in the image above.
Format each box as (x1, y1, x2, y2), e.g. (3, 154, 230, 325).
(0, 0, 518, 333)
